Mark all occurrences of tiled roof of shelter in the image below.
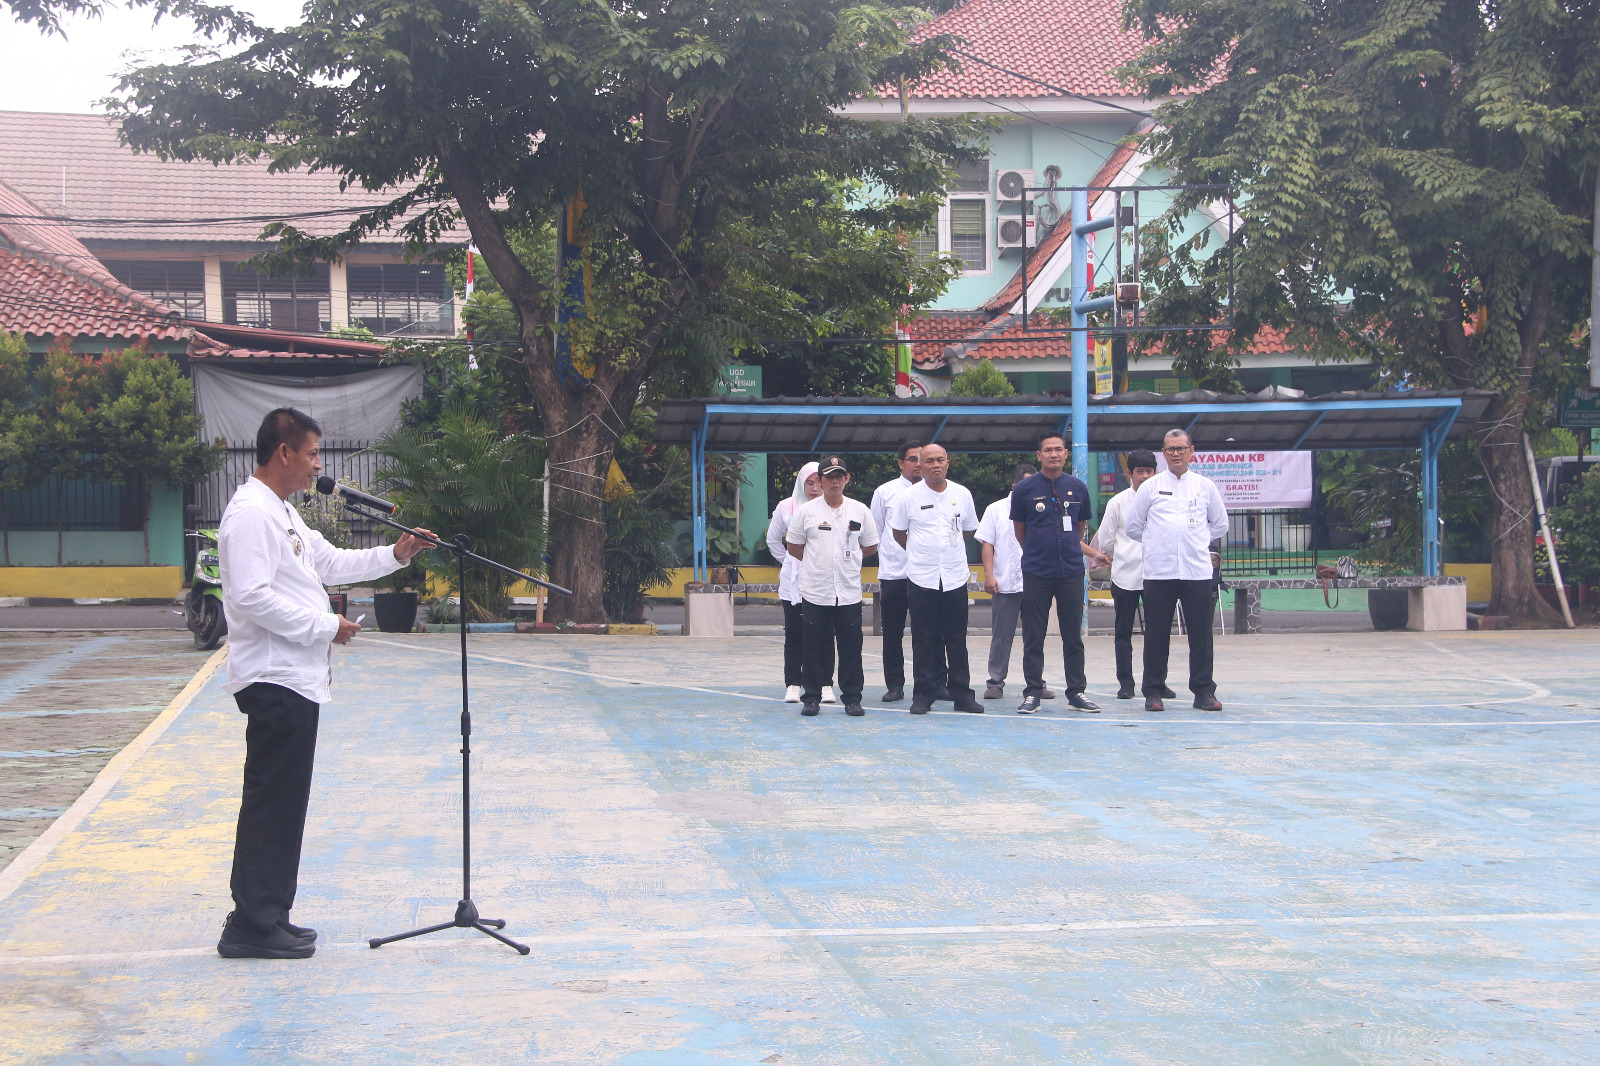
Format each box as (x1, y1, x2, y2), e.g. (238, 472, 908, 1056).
(0, 111, 448, 245)
(894, 0, 1153, 100)
(0, 179, 188, 341)
(187, 323, 389, 361)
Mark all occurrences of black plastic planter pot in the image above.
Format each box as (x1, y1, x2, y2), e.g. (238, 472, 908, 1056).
(373, 591, 420, 633)
(1367, 588, 1409, 631)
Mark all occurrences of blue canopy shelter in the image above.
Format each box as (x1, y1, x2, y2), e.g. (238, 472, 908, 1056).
(654, 388, 1494, 582)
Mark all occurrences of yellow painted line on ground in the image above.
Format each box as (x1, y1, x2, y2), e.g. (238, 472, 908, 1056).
(0, 645, 227, 905)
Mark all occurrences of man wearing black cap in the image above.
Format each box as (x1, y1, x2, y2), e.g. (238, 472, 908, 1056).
(786, 456, 879, 717)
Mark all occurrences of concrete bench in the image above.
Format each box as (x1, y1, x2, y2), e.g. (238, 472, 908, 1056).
(1229, 576, 1467, 633)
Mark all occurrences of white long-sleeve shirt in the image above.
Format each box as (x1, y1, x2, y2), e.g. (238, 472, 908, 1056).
(869, 476, 917, 580)
(1126, 469, 1229, 582)
(1091, 487, 1145, 591)
(218, 476, 404, 704)
(766, 502, 803, 605)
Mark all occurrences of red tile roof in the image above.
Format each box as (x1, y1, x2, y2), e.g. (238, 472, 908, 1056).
(898, 0, 1153, 100)
(0, 180, 188, 341)
(917, 313, 1299, 366)
(0, 111, 449, 245)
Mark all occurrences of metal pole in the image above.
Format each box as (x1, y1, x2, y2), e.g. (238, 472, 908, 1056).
(458, 546, 471, 901)
(1524, 432, 1575, 627)
(1070, 189, 1089, 480)
(1420, 427, 1439, 576)
(1592, 167, 1599, 388)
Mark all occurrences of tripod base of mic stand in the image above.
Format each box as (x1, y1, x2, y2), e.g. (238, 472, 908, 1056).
(368, 898, 530, 955)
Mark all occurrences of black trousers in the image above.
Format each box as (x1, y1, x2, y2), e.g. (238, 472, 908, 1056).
(907, 582, 972, 703)
(230, 681, 320, 934)
(1021, 572, 1087, 698)
(1110, 583, 1144, 689)
(802, 601, 864, 703)
(878, 578, 910, 689)
(1141, 578, 1216, 698)
(782, 600, 805, 687)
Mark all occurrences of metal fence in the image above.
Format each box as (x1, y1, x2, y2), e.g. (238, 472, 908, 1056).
(1219, 508, 1319, 576)
(1, 477, 130, 531)
(193, 439, 388, 548)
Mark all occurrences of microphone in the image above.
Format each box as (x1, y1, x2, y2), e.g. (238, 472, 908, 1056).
(316, 476, 398, 516)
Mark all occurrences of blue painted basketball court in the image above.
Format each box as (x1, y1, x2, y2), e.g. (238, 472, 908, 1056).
(2, 629, 1597, 1063)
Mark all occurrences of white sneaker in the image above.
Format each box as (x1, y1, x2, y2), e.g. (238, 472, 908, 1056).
(784, 685, 802, 703)
(820, 687, 838, 704)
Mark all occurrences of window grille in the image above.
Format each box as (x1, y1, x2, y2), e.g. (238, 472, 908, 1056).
(949, 199, 987, 272)
(224, 263, 331, 332)
(348, 264, 454, 336)
(104, 260, 206, 319)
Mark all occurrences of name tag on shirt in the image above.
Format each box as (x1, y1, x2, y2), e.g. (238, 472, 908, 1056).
(1063, 515, 1073, 532)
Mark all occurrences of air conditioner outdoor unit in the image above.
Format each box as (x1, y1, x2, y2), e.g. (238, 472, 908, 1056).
(995, 169, 1035, 201)
(997, 216, 1036, 249)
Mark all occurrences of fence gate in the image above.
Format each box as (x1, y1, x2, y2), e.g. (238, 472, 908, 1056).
(193, 440, 387, 548)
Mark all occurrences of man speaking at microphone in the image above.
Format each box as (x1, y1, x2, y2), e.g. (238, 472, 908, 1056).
(215, 407, 432, 959)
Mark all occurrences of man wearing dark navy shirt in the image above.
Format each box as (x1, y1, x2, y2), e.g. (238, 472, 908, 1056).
(1009, 433, 1110, 715)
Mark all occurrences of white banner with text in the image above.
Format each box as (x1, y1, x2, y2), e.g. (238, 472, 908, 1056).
(1157, 450, 1314, 509)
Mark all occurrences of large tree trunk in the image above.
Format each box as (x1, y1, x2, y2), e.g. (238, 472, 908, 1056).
(542, 411, 616, 623)
(1479, 407, 1559, 622)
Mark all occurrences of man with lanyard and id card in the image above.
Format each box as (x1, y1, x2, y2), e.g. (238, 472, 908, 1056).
(786, 456, 879, 717)
(1010, 432, 1110, 714)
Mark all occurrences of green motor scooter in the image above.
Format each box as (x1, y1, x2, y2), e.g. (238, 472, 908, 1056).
(184, 528, 227, 650)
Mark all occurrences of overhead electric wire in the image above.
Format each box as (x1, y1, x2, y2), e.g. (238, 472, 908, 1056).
(945, 49, 1158, 119)
(0, 203, 418, 228)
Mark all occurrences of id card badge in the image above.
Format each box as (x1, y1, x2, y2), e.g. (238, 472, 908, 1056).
(1063, 514, 1073, 532)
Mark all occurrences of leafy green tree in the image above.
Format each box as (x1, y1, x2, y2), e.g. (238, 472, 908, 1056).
(948, 359, 1016, 398)
(1549, 467, 1600, 586)
(90, 347, 223, 566)
(114, 0, 984, 622)
(373, 406, 546, 621)
(21, 343, 97, 566)
(3, 0, 96, 33)
(1121, 0, 1600, 619)
(0, 333, 31, 566)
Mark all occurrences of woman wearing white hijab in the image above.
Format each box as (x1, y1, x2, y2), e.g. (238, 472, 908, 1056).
(766, 462, 831, 703)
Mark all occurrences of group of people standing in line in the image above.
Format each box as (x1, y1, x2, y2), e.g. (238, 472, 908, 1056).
(767, 428, 1230, 718)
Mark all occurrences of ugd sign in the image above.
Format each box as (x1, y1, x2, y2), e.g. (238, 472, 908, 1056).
(1159, 450, 1314, 509)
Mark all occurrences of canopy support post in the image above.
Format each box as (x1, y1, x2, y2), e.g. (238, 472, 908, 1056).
(1420, 422, 1441, 577)
(692, 415, 708, 582)
(1069, 190, 1090, 479)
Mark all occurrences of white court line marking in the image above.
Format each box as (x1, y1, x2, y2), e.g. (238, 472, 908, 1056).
(0, 647, 227, 905)
(3, 910, 1596, 967)
(363, 639, 1596, 727)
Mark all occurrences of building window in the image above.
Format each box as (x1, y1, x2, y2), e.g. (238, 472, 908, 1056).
(104, 260, 206, 319)
(951, 160, 990, 193)
(907, 223, 939, 265)
(948, 198, 987, 273)
(224, 263, 330, 332)
(348, 264, 454, 337)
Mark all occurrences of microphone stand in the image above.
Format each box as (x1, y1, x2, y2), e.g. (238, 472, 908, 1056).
(340, 501, 570, 956)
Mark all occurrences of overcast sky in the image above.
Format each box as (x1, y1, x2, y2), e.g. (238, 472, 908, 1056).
(0, 0, 303, 114)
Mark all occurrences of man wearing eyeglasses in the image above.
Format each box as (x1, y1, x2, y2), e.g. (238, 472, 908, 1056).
(1126, 428, 1230, 713)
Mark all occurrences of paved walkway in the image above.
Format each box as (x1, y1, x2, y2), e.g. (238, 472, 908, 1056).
(2, 629, 1597, 1063)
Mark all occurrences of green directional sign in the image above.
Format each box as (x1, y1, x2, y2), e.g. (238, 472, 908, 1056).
(716, 365, 763, 398)
(1560, 386, 1600, 429)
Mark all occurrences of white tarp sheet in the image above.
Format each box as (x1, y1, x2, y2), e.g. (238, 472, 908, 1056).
(193, 364, 423, 443)
(1158, 449, 1314, 509)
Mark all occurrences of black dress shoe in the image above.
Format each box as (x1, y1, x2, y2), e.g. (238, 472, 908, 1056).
(801, 701, 820, 716)
(218, 917, 315, 959)
(954, 700, 985, 713)
(882, 686, 904, 702)
(934, 686, 952, 702)
(1193, 694, 1223, 712)
(280, 919, 317, 942)
(908, 701, 931, 715)
(1117, 683, 1136, 700)
(1160, 685, 1179, 700)
(844, 702, 865, 716)
(1144, 695, 1165, 712)
(1065, 692, 1100, 712)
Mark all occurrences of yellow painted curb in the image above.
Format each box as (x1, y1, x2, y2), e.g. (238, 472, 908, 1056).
(607, 623, 659, 636)
(0, 644, 228, 904)
(0, 566, 184, 600)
